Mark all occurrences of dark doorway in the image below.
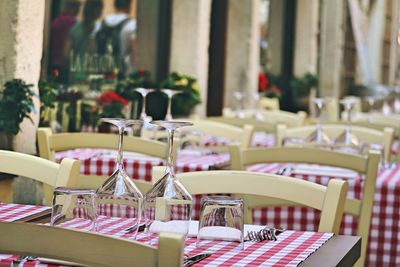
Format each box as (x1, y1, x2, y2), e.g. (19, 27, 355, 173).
(206, 0, 229, 116)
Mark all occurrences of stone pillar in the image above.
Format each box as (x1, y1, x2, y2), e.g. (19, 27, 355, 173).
(268, 0, 285, 76)
(389, 0, 399, 84)
(319, 0, 345, 98)
(169, 0, 211, 117)
(0, 0, 45, 154)
(224, 0, 260, 109)
(294, 0, 319, 76)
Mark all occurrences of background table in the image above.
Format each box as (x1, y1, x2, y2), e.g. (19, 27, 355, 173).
(0, 205, 359, 267)
(246, 162, 400, 267)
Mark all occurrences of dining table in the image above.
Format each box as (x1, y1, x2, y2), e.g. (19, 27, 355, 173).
(53, 131, 400, 267)
(0, 202, 361, 267)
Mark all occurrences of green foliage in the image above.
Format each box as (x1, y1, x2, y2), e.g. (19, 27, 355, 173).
(116, 70, 154, 100)
(0, 79, 35, 136)
(160, 72, 202, 116)
(290, 73, 318, 97)
(38, 80, 59, 126)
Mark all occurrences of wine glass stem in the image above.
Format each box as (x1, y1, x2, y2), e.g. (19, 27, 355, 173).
(167, 97, 172, 120)
(141, 95, 147, 119)
(166, 128, 176, 176)
(117, 126, 124, 168)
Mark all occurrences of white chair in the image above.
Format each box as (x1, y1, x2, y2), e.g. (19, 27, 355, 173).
(0, 222, 184, 267)
(0, 150, 80, 205)
(152, 168, 348, 234)
(276, 124, 394, 163)
(37, 128, 171, 194)
(229, 145, 380, 267)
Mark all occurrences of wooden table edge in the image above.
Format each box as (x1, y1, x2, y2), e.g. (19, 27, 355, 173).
(300, 235, 361, 267)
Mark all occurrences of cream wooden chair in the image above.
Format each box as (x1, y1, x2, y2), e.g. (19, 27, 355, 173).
(276, 124, 394, 163)
(257, 97, 280, 110)
(0, 222, 184, 267)
(151, 168, 348, 234)
(171, 119, 255, 152)
(223, 108, 306, 128)
(208, 116, 277, 135)
(229, 146, 380, 267)
(37, 128, 171, 194)
(0, 150, 80, 205)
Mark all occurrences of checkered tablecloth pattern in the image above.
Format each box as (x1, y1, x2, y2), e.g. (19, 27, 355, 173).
(247, 162, 400, 267)
(0, 203, 50, 222)
(0, 214, 333, 267)
(56, 148, 230, 182)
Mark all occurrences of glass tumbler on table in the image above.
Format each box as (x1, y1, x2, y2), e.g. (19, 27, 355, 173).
(96, 118, 144, 238)
(144, 121, 193, 243)
(51, 187, 96, 231)
(197, 196, 244, 250)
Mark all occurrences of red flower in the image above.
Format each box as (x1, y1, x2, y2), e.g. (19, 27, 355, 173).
(97, 91, 129, 107)
(258, 72, 269, 92)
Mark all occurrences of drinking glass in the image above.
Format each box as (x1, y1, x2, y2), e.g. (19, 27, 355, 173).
(144, 121, 193, 243)
(197, 196, 244, 250)
(233, 91, 245, 118)
(394, 86, 400, 113)
(162, 89, 181, 121)
(135, 88, 154, 120)
(51, 187, 96, 231)
(252, 92, 264, 120)
(366, 96, 376, 113)
(334, 98, 360, 153)
(304, 98, 331, 147)
(96, 118, 144, 238)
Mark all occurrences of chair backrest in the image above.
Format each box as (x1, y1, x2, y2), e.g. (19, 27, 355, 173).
(151, 168, 348, 234)
(276, 124, 394, 162)
(0, 222, 184, 267)
(0, 150, 80, 205)
(208, 116, 277, 135)
(257, 97, 280, 110)
(223, 108, 306, 127)
(348, 112, 400, 137)
(258, 110, 306, 127)
(229, 145, 380, 267)
(176, 119, 255, 150)
(37, 128, 170, 162)
(37, 128, 168, 195)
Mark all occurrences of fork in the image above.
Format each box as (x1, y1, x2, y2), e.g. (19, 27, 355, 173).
(183, 253, 211, 267)
(245, 227, 285, 242)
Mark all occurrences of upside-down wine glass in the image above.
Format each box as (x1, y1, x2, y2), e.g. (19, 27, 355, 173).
(252, 92, 264, 121)
(334, 98, 360, 152)
(96, 118, 144, 238)
(144, 121, 193, 244)
(304, 98, 331, 147)
(135, 88, 154, 120)
(233, 91, 245, 119)
(162, 89, 181, 121)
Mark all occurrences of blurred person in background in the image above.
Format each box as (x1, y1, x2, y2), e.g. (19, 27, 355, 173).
(50, 0, 81, 83)
(68, 0, 104, 81)
(69, 0, 104, 58)
(95, 0, 136, 76)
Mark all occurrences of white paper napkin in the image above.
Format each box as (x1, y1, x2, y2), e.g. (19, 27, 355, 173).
(292, 164, 358, 179)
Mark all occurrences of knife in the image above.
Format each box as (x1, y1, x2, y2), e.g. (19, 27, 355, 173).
(183, 253, 212, 267)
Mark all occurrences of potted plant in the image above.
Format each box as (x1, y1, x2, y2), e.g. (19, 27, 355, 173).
(38, 80, 59, 127)
(290, 72, 318, 110)
(116, 69, 155, 118)
(159, 72, 201, 117)
(92, 91, 129, 132)
(0, 79, 35, 150)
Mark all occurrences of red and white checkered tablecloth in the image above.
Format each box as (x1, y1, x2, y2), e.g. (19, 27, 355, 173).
(0, 214, 333, 267)
(56, 149, 230, 182)
(246, 162, 400, 267)
(0, 203, 50, 222)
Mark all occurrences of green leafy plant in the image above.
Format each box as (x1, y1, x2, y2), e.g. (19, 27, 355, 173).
(290, 73, 318, 97)
(38, 80, 59, 127)
(0, 79, 35, 149)
(160, 72, 201, 117)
